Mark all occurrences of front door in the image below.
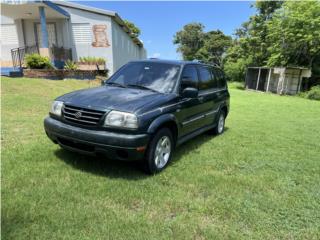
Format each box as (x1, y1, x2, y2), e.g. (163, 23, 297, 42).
(176, 65, 206, 137)
(36, 23, 57, 47)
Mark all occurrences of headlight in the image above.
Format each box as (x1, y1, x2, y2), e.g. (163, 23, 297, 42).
(50, 101, 64, 117)
(104, 110, 138, 129)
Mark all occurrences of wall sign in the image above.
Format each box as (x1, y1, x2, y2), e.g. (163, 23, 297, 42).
(92, 24, 110, 47)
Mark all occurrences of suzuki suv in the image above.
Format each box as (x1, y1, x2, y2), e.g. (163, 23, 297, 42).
(44, 60, 230, 173)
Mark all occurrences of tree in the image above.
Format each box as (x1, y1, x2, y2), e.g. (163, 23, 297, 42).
(195, 30, 232, 67)
(224, 43, 252, 81)
(224, 1, 283, 81)
(173, 23, 205, 60)
(267, 1, 320, 68)
(124, 20, 141, 38)
(173, 24, 231, 65)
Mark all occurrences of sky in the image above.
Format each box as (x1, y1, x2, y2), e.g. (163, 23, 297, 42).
(74, 1, 256, 60)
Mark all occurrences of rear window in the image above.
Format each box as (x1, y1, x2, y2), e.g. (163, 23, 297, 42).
(198, 66, 217, 90)
(213, 68, 226, 88)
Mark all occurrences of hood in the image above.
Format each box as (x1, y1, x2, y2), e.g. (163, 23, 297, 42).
(57, 86, 173, 113)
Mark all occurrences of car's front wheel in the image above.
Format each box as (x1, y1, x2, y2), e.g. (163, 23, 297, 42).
(144, 128, 173, 174)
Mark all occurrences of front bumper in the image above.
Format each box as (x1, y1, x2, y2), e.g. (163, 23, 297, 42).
(44, 117, 149, 161)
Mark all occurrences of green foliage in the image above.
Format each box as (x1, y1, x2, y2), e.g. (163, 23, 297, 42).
(173, 23, 205, 61)
(255, 1, 284, 18)
(267, 1, 320, 68)
(25, 54, 53, 69)
(173, 1, 320, 83)
(301, 85, 320, 101)
(224, 58, 251, 82)
(64, 60, 78, 70)
(225, 1, 320, 82)
(195, 30, 232, 66)
(223, 1, 283, 81)
(173, 23, 231, 66)
(124, 19, 141, 38)
(79, 57, 106, 65)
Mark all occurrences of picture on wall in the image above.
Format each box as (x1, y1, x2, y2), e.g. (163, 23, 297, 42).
(92, 24, 110, 47)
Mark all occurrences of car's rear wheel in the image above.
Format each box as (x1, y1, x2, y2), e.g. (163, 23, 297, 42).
(213, 111, 225, 135)
(144, 128, 173, 174)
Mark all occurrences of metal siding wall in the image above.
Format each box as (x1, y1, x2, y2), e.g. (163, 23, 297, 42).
(284, 69, 300, 95)
(111, 18, 146, 74)
(59, 6, 114, 73)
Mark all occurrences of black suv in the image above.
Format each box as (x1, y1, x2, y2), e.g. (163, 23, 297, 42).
(44, 60, 230, 173)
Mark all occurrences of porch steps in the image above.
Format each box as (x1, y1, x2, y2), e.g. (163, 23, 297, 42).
(9, 70, 23, 77)
(1, 67, 23, 77)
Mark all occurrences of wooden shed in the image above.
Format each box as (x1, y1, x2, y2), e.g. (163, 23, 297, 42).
(245, 67, 312, 95)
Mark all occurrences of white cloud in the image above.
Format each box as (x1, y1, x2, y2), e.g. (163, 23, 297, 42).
(149, 52, 161, 58)
(146, 40, 152, 44)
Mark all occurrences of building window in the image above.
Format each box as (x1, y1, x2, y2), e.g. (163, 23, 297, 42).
(1, 24, 18, 44)
(72, 23, 91, 44)
(36, 23, 57, 47)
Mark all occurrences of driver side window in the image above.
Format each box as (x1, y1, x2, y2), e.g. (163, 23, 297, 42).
(180, 65, 198, 91)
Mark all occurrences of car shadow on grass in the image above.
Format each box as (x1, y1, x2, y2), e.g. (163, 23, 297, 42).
(54, 127, 228, 179)
(54, 149, 147, 180)
(171, 127, 229, 164)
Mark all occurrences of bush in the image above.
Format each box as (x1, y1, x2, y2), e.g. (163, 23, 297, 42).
(64, 60, 78, 70)
(304, 85, 320, 101)
(25, 54, 53, 69)
(224, 58, 249, 82)
(79, 56, 106, 65)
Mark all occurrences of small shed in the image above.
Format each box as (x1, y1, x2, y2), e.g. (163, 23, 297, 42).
(245, 67, 312, 95)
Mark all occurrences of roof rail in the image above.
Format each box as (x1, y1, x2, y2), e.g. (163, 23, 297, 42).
(192, 59, 220, 67)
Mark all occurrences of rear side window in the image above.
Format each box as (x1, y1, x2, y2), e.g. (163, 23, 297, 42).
(198, 66, 217, 90)
(180, 65, 198, 90)
(213, 68, 226, 88)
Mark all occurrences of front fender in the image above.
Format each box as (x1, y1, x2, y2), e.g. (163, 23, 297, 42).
(147, 113, 179, 134)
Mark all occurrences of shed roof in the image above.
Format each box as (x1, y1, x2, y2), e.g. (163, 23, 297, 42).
(247, 66, 310, 70)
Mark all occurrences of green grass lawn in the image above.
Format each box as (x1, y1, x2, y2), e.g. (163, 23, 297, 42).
(2, 77, 320, 239)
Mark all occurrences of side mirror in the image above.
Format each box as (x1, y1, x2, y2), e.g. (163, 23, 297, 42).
(182, 87, 198, 98)
(101, 79, 107, 85)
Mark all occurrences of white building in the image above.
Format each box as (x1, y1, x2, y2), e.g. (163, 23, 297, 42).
(1, 1, 147, 74)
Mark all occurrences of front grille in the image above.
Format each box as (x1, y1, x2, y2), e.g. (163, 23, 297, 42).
(62, 104, 105, 126)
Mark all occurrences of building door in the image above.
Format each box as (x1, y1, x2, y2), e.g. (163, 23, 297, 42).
(36, 23, 57, 47)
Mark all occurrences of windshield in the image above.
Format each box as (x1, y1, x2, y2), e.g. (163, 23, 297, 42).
(107, 62, 181, 93)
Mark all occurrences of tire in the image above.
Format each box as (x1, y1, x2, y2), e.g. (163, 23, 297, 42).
(144, 128, 174, 174)
(213, 111, 225, 135)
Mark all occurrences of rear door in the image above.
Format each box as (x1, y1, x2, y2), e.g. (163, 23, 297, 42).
(197, 66, 220, 126)
(212, 67, 229, 116)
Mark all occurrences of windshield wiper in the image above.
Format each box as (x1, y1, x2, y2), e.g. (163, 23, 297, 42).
(106, 82, 127, 88)
(127, 84, 159, 93)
